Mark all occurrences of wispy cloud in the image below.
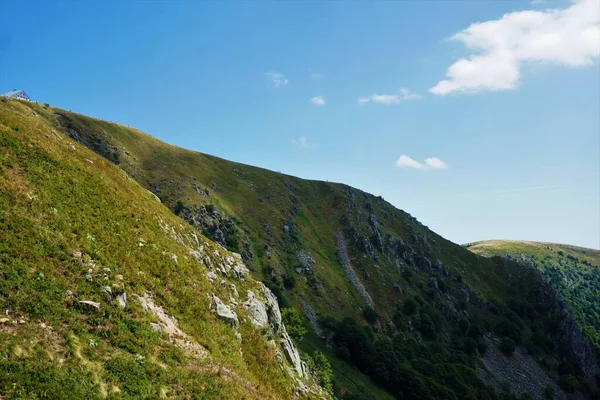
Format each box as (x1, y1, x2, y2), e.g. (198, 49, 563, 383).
(311, 96, 326, 106)
(265, 72, 289, 88)
(359, 88, 421, 105)
(292, 136, 313, 148)
(310, 72, 326, 80)
(396, 155, 448, 170)
(430, 0, 600, 95)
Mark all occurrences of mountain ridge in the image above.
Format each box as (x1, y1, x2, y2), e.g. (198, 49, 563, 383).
(1, 97, 598, 399)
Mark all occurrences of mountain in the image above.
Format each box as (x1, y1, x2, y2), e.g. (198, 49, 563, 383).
(467, 240, 600, 356)
(1, 97, 598, 399)
(0, 98, 330, 399)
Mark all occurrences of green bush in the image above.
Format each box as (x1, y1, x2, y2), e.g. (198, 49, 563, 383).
(174, 200, 184, 215)
(282, 308, 307, 341)
(363, 306, 378, 323)
(283, 274, 296, 290)
(311, 350, 333, 393)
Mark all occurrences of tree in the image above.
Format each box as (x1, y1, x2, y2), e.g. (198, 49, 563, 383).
(282, 308, 307, 341)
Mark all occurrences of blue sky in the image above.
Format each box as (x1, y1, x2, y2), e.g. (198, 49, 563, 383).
(1, 0, 599, 248)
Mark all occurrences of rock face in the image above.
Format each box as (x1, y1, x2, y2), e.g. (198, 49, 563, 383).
(263, 288, 282, 333)
(335, 231, 374, 308)
(242, 291, 269, 329)
(281, 331, 304, 378)
(210, 294, 239, 329)
(477, 334, 563, 400)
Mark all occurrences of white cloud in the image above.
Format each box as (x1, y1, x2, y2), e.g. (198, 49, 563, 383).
(424, 157, 448, 169)
(430, 0, 600, 95)
(292, 136, 312, 148)
(359, 88, 420, 105)
(311, 96, 326, 106)
(310, 72, 326, 79)
(396, 155, 426, 169)
(396, 155, 448, 170)
(265, 72, 289, 88)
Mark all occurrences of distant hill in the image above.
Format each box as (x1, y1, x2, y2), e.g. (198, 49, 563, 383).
(467, 240, 600, 356)
(1, 97, 598, 399)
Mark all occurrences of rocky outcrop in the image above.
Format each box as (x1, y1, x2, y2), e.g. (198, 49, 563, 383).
(263, 288, 283, 333)
(336, 231, 374, 308)
(296, 250, 315, 274)
(301, 300, 322, 337)
(242, 291, 269, 329)
(478, 334, 563, 400)
(210, 294, 239, 329)
(281, 331, 304, 378)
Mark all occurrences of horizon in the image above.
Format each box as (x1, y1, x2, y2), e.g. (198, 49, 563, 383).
(2, 0, 599, 249)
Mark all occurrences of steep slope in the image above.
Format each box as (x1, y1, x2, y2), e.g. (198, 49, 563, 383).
(467, 241, 600, 355)
(2, 98, 598, 400)
(0, 99, 330, 399)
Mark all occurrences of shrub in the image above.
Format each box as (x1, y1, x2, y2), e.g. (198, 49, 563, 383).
(363, 306, 378, 323)
(283, 274, 296, 290)
(174, 200, 184, 215)
(499, 337, 515, 355)
(311, 350, 333, 392)
(282, 308, 307, 341)
(1, 96, 7, 103)
(419, 313, 437, 340)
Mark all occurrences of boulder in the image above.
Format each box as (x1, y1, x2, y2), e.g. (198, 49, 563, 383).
(210, 294, 239, 329)
(242, 291, 269, 329)
(78, 300, 100, 310)
(115, 292, 127, 309)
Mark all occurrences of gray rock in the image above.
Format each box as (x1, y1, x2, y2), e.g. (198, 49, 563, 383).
(210, 294, 239, 329)
(242, 291, 269, 329)
(230, 283, 239, 298)
(263, 287, 282, 332)
(150, 322, 161, 332)
(116, 292, 127, 309)
(78, 300, 100, 310)
(296, 250, 315, 273)
(280, 331, 304, 377)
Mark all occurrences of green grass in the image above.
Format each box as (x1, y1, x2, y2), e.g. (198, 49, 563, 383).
(0, 99, 305, 399)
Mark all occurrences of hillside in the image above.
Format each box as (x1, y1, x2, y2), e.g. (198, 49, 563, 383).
(1, 97, 599, 399)
(0, 99, 330, 399)
(467, 241, 600, 355)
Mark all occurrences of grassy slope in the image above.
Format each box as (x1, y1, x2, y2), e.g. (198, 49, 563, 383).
(467, 240, 600, 353)
(3, 100, 597, 399)
(0, 99, 311, 399)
